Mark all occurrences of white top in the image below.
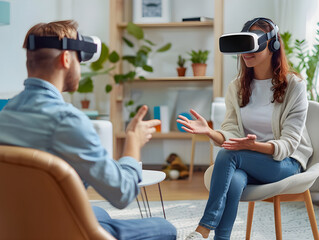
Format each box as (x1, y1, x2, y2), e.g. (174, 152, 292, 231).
(240, 78, 274, 142)
(216, 74, 312, 170)
(138, 170, 166, 187)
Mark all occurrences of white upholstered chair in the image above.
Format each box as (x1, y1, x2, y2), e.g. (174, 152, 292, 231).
(92, 120, 113, 158)
(204, 101, 319, 240)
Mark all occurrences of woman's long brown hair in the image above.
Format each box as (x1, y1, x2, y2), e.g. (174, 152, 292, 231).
(238, 19, 291, 107)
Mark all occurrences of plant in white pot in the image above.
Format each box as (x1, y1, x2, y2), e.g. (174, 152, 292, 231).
(188, 49, 210, 76)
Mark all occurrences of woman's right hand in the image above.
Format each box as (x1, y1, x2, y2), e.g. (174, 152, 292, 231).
(176, 109, 210, 135)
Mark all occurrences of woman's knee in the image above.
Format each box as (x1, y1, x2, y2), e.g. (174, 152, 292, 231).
(215, 149, 238, 165)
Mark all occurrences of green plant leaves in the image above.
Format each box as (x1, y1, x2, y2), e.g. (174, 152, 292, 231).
(144, 39, 155, 46)
(123, 37, 134, 48)
(78, 77, 93, 93)
(188, 49, 210, 64)
(105, 84, 112, 93)
(109, 51, 120, 63)
(127, 22, 144, 40)
(281, 28, 319, 101)
(156, 43, 172, 52)
(143, 65, 153, 72)
(90, 43, 109, 71)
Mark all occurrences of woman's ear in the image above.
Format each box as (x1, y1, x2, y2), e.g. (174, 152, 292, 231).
(60, 50, 71, 69)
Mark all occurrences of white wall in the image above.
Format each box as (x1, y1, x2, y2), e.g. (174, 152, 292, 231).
(0, 0, 60, 97)
(0, 0, 109, 102)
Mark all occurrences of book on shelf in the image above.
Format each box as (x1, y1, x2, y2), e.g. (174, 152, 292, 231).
(154, 105, 169, 133)
(182, 17, 213, 22)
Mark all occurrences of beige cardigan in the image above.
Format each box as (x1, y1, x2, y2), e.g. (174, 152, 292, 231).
(216, 74, 313, 170)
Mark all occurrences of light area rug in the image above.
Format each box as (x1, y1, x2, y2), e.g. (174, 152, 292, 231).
(90, 199, 319, 240)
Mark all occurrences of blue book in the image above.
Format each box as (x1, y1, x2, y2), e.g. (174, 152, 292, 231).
(153, 105, 169, 133)
(0, 99, 9, 111)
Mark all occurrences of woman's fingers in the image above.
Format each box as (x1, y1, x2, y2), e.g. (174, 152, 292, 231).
(181, 126, 194, 133)
(176, 119, 193, 130)
(190, 109, 202, 120)
(177, 115, 190, 122)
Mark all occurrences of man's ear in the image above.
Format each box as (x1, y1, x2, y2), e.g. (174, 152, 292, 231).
(60, 50, 71, 69)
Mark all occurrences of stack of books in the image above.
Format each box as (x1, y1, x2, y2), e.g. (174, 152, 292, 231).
(182, 17, 213, 22)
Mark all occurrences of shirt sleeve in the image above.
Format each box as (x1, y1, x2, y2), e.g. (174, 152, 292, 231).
(51, 111, 142, 209)
(268, 81, 308, 161)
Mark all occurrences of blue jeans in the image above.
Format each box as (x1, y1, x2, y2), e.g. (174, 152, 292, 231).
(200, 149, 301, 240)
(92, 206, 177, 240)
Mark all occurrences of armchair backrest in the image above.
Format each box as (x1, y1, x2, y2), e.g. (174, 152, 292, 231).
(306, 101, 319, 169)
(0, 145, 115, 240)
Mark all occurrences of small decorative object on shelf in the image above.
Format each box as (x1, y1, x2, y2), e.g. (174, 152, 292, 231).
(176, 55, 187, 77)
(182, 17, 213, 22)
(133, 0, 171, 23)
(154, 105, 169, 133)
(176, 112, 193, 132)
(0, 99, 9, 111)
(188, 49, 210, 76)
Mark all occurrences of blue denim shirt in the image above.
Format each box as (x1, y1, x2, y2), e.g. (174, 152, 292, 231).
(0, 78, 142, 209)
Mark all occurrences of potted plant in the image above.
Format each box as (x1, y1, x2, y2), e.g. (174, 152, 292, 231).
(78, 22, 171, 110)
(188, 50, 210, 76)
(176, 55, 187, 77)
(281, 24, 319, 102)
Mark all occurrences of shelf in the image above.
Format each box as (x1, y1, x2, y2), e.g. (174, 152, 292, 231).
(116, 131, 193, 139)
(129, 76, 214, 82)
(118, 21, 214, 28)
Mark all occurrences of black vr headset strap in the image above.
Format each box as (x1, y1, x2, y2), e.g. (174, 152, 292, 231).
(27, 35, 97, 53)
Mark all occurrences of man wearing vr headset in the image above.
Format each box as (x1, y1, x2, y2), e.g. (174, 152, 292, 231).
(178, 18, 312, 240)
(0, 20, 176, 240)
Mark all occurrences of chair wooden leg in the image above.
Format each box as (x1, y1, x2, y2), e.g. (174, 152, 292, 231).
(304, 190, 319, 240)
(246, 202, 255, 240)
(189, 138, 195, 181)
(273, 196, 282, 240)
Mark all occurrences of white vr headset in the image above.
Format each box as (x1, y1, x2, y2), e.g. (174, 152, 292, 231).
(26, 32, 101, 63)
(219, 17, 280, 54)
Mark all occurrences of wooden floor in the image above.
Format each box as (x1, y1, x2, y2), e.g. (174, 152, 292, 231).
(87, 171, 209, 201)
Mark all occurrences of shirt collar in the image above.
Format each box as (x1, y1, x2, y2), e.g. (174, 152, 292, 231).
(24, 78, 65, 101)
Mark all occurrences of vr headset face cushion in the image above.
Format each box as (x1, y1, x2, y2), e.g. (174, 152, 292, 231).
(219, 31, 267, 54)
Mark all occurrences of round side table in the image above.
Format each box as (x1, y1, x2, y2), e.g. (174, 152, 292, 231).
(136, 170, 166, 219)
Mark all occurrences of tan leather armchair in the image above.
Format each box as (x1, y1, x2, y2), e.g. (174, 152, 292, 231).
(0, 145, 115, 240)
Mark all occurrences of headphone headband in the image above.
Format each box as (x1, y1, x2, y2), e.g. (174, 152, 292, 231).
(242, 17, 280, 52)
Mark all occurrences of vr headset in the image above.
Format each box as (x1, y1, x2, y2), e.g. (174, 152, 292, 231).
(219, 17, 280, 54)
(26, 33, 101, 63)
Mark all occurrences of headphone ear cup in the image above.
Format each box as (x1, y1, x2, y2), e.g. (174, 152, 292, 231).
(268, 39, 280, 52)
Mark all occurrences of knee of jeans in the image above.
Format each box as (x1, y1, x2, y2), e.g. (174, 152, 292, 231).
(230, 169, 248, 189)
(152, 217, 177, 236)
(92, 206, 111, 221)
(216, 149, 236, 163)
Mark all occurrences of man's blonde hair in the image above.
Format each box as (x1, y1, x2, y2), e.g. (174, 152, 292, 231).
(23, 20, 78, 73)
(23, 20, 78, 48)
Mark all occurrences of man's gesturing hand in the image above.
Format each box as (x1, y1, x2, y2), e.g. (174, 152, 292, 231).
(126, 105, 161, 148)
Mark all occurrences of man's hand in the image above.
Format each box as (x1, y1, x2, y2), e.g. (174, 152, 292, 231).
(126, 105, 161, 148)
(221, 134, 257, 150)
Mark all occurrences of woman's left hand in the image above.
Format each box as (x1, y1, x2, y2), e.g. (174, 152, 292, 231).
(221, 134, 257, 150)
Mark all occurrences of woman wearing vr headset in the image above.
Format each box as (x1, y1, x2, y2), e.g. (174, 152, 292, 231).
(178, 17, 312, 240)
